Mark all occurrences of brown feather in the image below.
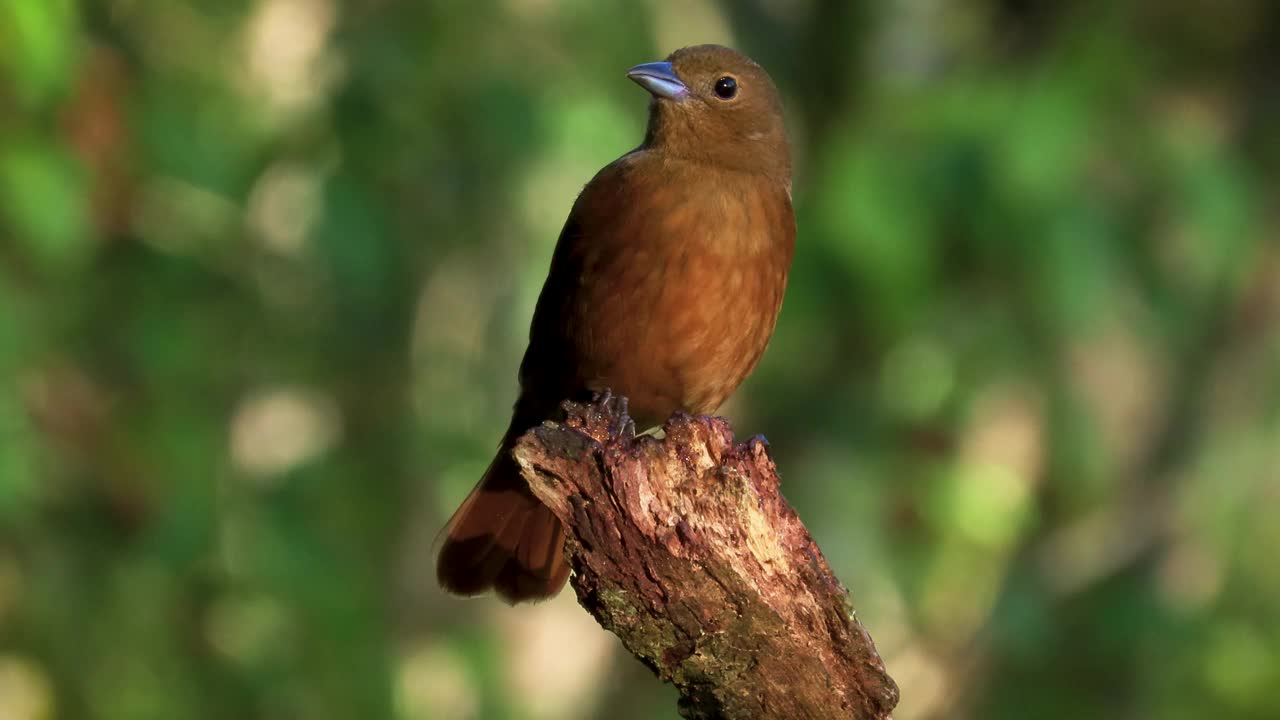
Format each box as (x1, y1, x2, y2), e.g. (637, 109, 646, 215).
(436, 433, 570, 603)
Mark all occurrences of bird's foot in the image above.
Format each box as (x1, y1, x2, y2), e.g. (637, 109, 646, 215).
(593, 387, 614, 407)
(590, 388, 635, 439)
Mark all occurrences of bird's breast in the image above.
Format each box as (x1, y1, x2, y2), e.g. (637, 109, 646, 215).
(576, 169, 794, 423)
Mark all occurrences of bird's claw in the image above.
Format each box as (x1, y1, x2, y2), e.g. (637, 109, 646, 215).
(592, 387, 626, 416)
(590, 388, 634, 439)
(615, 414, 637, 440)
(594, 387, 613, 407)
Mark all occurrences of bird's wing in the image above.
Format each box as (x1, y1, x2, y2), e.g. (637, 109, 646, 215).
(516, 152, 654, 409)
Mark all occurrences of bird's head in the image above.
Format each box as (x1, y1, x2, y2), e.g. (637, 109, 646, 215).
(627, 44, 790, 179)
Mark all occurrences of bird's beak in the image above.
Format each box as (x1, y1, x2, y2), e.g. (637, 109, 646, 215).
(626, 61, 688, 100)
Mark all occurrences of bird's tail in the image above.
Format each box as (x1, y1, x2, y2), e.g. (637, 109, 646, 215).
(436, 425, 569, 604)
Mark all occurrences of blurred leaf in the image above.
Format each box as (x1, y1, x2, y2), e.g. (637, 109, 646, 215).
(0, 0, 79, 109)
(0, 139, 91, 274)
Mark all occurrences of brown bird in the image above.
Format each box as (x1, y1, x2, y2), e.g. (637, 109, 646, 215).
(437, 44, 795, 603)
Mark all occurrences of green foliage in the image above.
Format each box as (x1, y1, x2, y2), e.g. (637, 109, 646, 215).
(1, 1, 1277, 719)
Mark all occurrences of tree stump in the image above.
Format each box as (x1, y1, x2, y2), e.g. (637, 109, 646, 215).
(512, 395, 899, 720)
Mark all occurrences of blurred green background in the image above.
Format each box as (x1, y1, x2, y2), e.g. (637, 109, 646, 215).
(1, 0, 1278, 718)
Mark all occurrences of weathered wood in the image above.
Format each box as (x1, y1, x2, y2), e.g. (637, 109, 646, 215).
(512, 395, 899, 720)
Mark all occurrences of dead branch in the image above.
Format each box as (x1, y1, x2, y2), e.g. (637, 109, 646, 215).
(512, 395, 899, 720)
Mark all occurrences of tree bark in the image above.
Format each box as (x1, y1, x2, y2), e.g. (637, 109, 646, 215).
(511, 395, 899, 720)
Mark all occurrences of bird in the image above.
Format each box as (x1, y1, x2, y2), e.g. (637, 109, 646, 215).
(436, 44, 795, 603)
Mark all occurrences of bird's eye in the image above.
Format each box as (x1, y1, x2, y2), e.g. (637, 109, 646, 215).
(713, 76, 738, 100)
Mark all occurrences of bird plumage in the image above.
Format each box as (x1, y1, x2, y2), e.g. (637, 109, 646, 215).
(437, 44, 795, 603)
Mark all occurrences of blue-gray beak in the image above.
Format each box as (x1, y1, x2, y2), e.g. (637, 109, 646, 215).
(626, 61, 688, 100)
